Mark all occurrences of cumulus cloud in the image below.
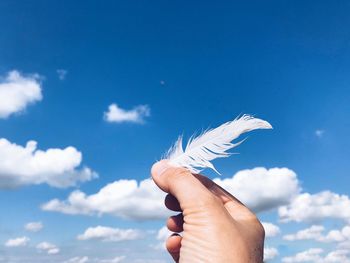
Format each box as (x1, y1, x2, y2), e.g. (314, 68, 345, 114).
(282, 248, 350, 263)
(321, 226, 350, 243)
(42, 178, 168, 220)
(284, 225, 325, 241)
(42, 167, 301, 220)
(56, 69, 67, 80)
(24, 221, 43, 232)
(0, 70, 42, 118)
(264, 247, 279, 261)
(4, 236, 30, 247)
(0, 138, 97, 189)
(36, 241, 60, 254)
(279, 191, 350, 223)
(262, 222, 281, 237)
(77, 226, 142, 242)
(214, 167, 300, 213)
(104, 103, 150, 123)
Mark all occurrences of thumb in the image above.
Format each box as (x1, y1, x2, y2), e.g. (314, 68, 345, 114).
(151, 160, 217, 208)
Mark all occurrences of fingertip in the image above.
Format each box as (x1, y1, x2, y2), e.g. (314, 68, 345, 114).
(151, 160, 171, 178)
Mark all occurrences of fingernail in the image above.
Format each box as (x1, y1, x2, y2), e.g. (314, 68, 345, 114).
(151, 160, 171, 177)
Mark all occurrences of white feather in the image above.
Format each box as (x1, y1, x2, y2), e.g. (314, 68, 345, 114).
(166, 115, 272, 174)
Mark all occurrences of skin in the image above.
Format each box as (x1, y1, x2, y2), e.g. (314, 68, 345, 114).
(151, 160, 265, 263)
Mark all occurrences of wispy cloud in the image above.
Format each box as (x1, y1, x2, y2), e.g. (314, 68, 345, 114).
(103, 103, 150, 124)
(0, 138, 97, 189)
(0, 70, 42, 119)
(5, 236, 30, 247)
(36, 241, 60, 254)
(25, 221, 43, 232)
(315, 129, 325, 138)
(56, 69, 68, 80)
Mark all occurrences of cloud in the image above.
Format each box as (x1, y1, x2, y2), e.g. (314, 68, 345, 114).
(282, 248, 350, 263)
(42, 178, 168, 220)
(0, 70, 42, 119)
(262, 222, 281, 237)
(64, 257, 89, 263)
(151, 226, 172, 250)
(214, 167, 300, 213)
(24, 221, 43, 232)
(4, 236, 30, 247)
(321, 226, 350, 243)
(56, 69, 68, 80)
(77, 226, 142, 242)
(284, 225, 325, 241)
(63, 257, 126, 263)
(279, 191, 350, 223)
(315, 129, 325, 138)
(36, 241, 60, 254)
(104, 103, 150, 123)
(96, 256, 125, 263)
(264, 247, 279, 261)
(42, 167, 300, 220)
(0, 138, 97, 189)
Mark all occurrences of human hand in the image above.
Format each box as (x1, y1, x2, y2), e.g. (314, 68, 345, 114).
(151, 160, 265, 263)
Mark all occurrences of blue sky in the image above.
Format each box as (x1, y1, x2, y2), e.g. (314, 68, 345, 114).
(1, 1, 350, 262)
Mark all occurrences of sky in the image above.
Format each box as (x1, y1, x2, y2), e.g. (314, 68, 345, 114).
(0, 0, 350, 262)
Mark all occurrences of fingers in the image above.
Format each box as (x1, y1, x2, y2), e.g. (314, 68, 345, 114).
(165, 194, 181, 212)
(166, 234, 182, 262)
(151, 160, 217, 208)
(167, 213, 184, 232)
(194, 173, 258, 221)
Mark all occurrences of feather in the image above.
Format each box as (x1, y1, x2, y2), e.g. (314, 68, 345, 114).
(165, 115, 272, 174)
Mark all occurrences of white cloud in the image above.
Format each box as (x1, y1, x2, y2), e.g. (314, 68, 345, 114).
(42, 178, 168, 220)
(262, 222, 281, 237)
(104, 103, 150, 123)
(324, 250, 350, 262)
(5, 236, 30, 247)
(320, 225, 350, 243)
(77, 226, 142, 242)
(96, 256, 125, 263)
(25, 221, 43, 232)
(0, 138, 97, 189)
(282, 248, 350, 263)
(56, 69, 67, 80)
(264, 247, 279, 261)
(63, 257, 126, 263)
(279, 191, 350, 223)
(36, 241, 60, 254)
(282, 248, 324, 263)
(214, 167, 300, 213)
(0, 70, 42, 118)
(315, 129, 325, 138)
(151, 226, 172, 250)
(42, 167, 300, 220)
(284, 225, 325, 241)
(64, 257, 89, 263)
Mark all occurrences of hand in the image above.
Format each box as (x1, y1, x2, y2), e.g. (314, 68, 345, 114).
(151, 160, 265, 263)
